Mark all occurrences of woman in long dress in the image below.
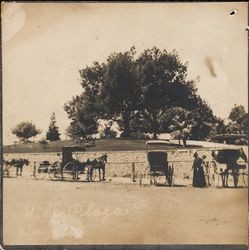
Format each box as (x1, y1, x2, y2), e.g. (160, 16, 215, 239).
(192, 152, 206, 187)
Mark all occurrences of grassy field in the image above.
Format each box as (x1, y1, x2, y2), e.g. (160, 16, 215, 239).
(3, 138, 197, 153)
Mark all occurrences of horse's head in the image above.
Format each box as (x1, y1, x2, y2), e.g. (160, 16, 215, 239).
(239, 148, 248, 162)
(101, 153, 108, 163)
(20, 158, 30, 166)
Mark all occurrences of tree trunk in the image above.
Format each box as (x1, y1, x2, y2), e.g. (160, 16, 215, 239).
(183, 137, 187, 147)
(121, 113, 131, 138)
(153, 132, 157, 139)
(151, 112, 159, 140)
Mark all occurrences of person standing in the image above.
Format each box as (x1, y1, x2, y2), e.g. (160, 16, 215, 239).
(33, 161, 37, 178)
(202, 155, 210, 186)
(192, 152, 206, 187)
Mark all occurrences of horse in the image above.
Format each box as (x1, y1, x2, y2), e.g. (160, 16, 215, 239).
(88, 153, 108, 182)
(5, 158, 30, 176)
(211, 148, 248, 187)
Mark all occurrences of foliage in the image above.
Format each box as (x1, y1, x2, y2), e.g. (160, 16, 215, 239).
(103, 48, 140, 137)
(12, 121, 41, 142)
(241, 113, 248, 135)
(99, 121, 117, 139)
(46, 113, 61, 141)
(210, 118, 227, 136)
(39, 139, 49, 149)
(210, 105, 248, 137)
(65, 46, 215, 140)
(229, 105, 246, 124)
(188, 97, 215, 140)
(227, 105, 248, 135)
(64, 94, 99, 142)
(135, 48, 198, 138)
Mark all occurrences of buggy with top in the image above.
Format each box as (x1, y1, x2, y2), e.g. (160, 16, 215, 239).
(146, 140, 174, 186)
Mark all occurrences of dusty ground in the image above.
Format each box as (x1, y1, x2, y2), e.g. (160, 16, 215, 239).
(3, 177, 248, 245)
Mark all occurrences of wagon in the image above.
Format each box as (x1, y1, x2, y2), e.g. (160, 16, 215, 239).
(58, 145, 92, 181)
(146, 140, 174, 186)
(210, 148, 248, 188)
(36, 146, 90, 181)
(37, 160, 61, 176)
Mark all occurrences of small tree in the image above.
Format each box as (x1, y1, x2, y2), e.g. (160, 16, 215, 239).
(39, 139, 49, 149)
(227, 105, 248, 135)
(64, 94, 99, 142)
(46, 113, 61, 141)
(12, 121, 41, 142)
(229, 105, 246, 124)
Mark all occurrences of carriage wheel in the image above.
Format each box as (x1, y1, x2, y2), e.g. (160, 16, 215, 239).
(62, 169, 72, 181)
(169, 166, 174, 187)
(153, 175, 159, 185)
(149, 172, 158, 185)
(50, 163, 60, 180)
(150, 175, 153, 185)
(71, 166, 80, 181)
(62, 162, 75, 181)
(166, 167, 170, 186)
(209, 160, 218, 187)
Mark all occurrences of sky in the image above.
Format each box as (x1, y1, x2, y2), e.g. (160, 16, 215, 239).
(2, 2, 248, 145)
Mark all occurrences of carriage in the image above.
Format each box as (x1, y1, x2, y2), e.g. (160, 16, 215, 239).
(59, 145, 88, 181)
(210, 148, 248, 188)
(146, 140, 174, 186)
(37, 145, 107, 182)
(36, 146, 89, 181)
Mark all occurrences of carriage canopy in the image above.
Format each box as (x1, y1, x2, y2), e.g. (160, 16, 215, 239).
(62, 146, 86, 163)
(212, 148, 247, 164)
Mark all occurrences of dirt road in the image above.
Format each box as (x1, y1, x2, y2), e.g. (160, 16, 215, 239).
(3, 177, 248, 245)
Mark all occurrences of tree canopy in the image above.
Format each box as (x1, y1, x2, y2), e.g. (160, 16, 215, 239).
(228, 105, 248, 135)
(210, 105, 248, 137)
(46, 112, 61, 141)
(12, 121, 41, 142)
(64, 47, 215, 141)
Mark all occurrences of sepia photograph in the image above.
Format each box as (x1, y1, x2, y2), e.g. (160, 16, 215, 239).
(1, 2, 248, 248)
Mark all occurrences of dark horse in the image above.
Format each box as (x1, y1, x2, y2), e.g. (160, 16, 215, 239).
(211, 148, 248, 187)
(5, 158, 30, 176)
(88, 153, 108, 182)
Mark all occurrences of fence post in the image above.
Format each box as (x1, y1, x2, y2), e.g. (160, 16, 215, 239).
(131, 162, 135, 182)
(139, 173, 142, 187)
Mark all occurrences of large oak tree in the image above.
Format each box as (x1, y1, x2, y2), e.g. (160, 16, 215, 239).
(65, 47, 215, 140)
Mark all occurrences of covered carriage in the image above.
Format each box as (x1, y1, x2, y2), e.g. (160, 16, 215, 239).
(210, 148, 248, 188)
(37, 145, 90, 181)
(146, 140, 174, 186)
(59, 145, 88, 181)
(36, 145, 106, 182)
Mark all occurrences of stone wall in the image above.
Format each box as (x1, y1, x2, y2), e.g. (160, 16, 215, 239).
(5, 148, 246, 179)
